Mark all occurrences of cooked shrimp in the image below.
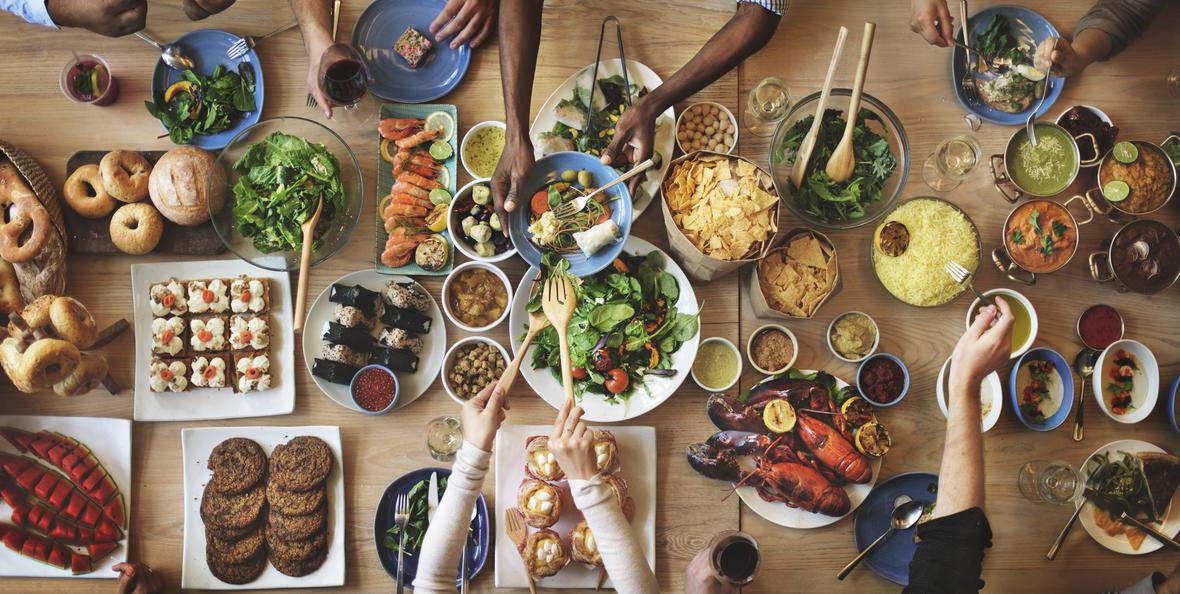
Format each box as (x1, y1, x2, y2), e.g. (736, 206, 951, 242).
(391, 181, 428, 198)
(378, 118, 422, 140)
(383, 203, 429, 218)
(395, 128, 441, 149)
(384, 216, 426, 232)
(395, 172, 443, 191)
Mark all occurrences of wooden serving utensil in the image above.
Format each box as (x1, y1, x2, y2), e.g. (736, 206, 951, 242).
(504, 507, 537, 594)
(293, 194, 324, 334)
(541, 273, 577, 404)
(789, 26, 847, 188)
(825, 22, 877, 184)
(497, 279, 551, 395)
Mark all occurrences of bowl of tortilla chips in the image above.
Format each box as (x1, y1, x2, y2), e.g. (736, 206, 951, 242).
(749, 229, 840, 319)
(660, 151, 780, 281)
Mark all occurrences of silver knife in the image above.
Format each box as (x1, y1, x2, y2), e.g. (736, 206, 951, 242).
(1083, 488, 1180, 550)
(427, 472, 439, 525)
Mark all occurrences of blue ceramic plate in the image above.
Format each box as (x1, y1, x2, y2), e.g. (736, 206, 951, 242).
(853, 472, 939, 586)
(353, 0, 471, 103)
(149, 29, 264, 150)
(508, 152, 632, 278)
(1009, 347, 1074, 431)
(1166, 373, 1180, 434)
(373, 467, 489, 586)
(950, 5, 1063, 125)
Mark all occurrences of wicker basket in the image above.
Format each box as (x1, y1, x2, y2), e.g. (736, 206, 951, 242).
(0, 138, 68, 252)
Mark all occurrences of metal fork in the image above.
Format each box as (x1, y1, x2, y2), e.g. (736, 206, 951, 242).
(308, 0, 342, 109)
(944, 260, 993, 307)
(957, 0, 983, 106)
(227, 21, 299, 60)
(551, 158, 654, 218)
(394, 493, 410, 594)
(459, 504, 477, 593)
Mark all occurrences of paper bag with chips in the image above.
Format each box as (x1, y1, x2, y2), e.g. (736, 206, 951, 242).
(748, 228, 841, 320)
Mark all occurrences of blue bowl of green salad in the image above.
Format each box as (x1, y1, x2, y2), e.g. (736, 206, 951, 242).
(768, 89, 909, 230)
(208, 116, 364, 271)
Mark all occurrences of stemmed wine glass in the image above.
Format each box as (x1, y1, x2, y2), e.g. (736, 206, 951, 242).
(317, 43, 376, 125)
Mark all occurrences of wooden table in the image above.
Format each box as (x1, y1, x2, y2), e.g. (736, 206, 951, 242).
(0, 0, 1177, 592)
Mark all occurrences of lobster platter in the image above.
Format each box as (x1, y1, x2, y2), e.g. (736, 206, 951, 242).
(688, 372, 886, 529)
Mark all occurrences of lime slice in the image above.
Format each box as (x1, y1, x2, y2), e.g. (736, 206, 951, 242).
(1113, 141, 1138, 164)
(424, 111, 455, 142)
(436, 167, 451, 189)
(762, 399, 797, 433)
(428, 187, 452, 205)
(429, 140, 453, 161)
(1103, 180, 1131, 202)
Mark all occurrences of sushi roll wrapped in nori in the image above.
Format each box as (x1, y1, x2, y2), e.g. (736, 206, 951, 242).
(370, 346, 419, 373)
(383, 282, 432, 313)
(321, 343, 367, 368)
(322, 321, 375, 352)
(333, 304, 376, 331)
(329, 283, 381, 316)
(312, 358, 360, 385)
(381, 306, 432, 335)
(379, 327, 423, 354)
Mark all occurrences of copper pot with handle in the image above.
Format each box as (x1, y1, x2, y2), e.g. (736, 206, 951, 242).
(1089, 219, 1180, 294)
(992, 195, 1093, 285)
(1083, 139, 1177, 222)
(990, 123, 1082, 203)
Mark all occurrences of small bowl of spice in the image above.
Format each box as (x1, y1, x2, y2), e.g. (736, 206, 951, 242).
(350, 364, 399, 414)
(1076, 304, 1124, 351)
(827, 312, 879, 364)
(856, 353, 909, 407)
(691, 337, 742, 391)
(442, 337, 509, 406)
(747, 324, 798, 375)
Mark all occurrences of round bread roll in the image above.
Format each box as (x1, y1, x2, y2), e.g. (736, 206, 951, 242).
(99, 150, 151, 203)
(110, 203, 163, 255)
(149, 147, 224, 226)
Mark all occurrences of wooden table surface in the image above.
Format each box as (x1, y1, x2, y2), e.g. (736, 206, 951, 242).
(0, 0, 1177, 592)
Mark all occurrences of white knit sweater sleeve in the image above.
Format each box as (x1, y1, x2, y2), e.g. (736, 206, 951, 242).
(569, 476, 659, 594)
(411, 441, 490, 594)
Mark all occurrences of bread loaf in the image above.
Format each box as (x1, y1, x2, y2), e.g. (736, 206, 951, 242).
(149, 147, 224, 226)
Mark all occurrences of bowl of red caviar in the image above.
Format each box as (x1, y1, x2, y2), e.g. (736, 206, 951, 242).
(351, 364, 399, 414)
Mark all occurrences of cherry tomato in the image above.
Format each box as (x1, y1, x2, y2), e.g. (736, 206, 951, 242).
(591, 349, 614, 372)
(572, 367, 588, 380)
(604, 369, 629, 394)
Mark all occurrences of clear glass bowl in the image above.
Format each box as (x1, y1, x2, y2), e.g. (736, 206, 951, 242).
(767, 89, 910, 230)
(209, 116, 364, 271)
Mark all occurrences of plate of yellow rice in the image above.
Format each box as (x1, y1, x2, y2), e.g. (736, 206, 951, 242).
(870, 197, 980, 307)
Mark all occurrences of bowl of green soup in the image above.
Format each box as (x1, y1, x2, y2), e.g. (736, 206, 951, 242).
(989, 123, 1080, 202)
(461, 120, 506, 179)
(964, 288, 1038, 359)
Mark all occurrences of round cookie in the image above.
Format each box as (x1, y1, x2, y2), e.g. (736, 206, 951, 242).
(268, 545, 327, 578)
(267, 505, 326, 542)
(205, 519, 260, 542)
(207, 549, 266, 585)
(209, 438, 267, 495)
(267, 481, 326, 517)
(270, 436, 333, 492)
(266, 528, 327, 564)
(200, 481, 266, 531)
(206, 527, 264, 565)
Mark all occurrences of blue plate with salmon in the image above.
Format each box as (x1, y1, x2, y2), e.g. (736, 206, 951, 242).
(853, 472, 939, 586)
(353, 0, 471, 103)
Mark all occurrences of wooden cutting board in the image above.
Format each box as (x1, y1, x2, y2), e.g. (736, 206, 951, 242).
(64, 151, 226, 255)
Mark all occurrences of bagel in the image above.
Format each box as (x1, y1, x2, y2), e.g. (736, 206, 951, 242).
(0, 259, 22, 315)
(110, 203, 163, 255)
(0, 160, 53, 264)
(9, 294, 53, 338)
(53, 351, 108, 396)
(99, 150, 151, 203)
(0, 336, 80, 393)
(49, 296, 96, 349)
(63, 164, 118, 219)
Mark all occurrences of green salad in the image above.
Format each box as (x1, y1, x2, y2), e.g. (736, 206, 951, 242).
(231, 131, 344, 253)
(526, 251, 698, 403)
(144, 64, 256, 145)
(383, 476, 473, 556)
(1087, 450, 1159, 522)
(774, 108, 896, 223)
(975, 14, 1029, 65)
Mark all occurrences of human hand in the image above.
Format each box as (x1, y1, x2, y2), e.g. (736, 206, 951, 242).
(429, 0, 496, 49)
(460, 383, 509, 452)
(1157, 560, 1180, 594)
(685, 547, 737, 594)
(45, 0, 146, 37)
(600, 98, 657, 195)
(113, 562, 165, 594)
(490, 132, 535, 230)
(950, 296, 1015, 392)
(181, 0, 235, 20)
(1034, 37, 1093, 78)
(909, 0, 954, 47)
(548, 399, 598, 481)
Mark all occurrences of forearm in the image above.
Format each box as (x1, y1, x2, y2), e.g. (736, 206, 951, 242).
(569, 478, 658, 594)
(498, 0, 543, 141)
(933, 379, 985, 518)
(1075, 0, 1163, 57)
(288, 0, 333, 58)
(412, 441, 491, 593)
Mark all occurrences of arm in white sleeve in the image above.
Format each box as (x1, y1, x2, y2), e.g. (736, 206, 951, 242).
(569, 476, 659, 594)
(0, 0, 57, 27)
(411, 441, 491, 594)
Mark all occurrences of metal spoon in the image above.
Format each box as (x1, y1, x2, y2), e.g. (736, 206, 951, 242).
(837, 496, 924, 580)
(1072, 348, 1098, 442)
(1026, 79, 1051, 146)
(134, 31, 195, 70)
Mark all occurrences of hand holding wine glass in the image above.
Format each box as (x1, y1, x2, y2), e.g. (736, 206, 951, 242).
(315, 43, 376, 124)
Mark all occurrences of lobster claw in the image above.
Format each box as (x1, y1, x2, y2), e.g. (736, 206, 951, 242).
(706, 394, 764, 433)
(686, 442, 741, 482)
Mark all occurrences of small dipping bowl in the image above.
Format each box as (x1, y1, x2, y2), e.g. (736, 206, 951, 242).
(1166, 373, 1180, 435)
(856, 353, 910, 408)
(691, 337, 742, 392)
(826, 311, 880, 364)
(350, 364, 399, 415)
(746, 324, 799, 376)
(460, 120, 507, 179)
(675, 101, 739, 155)
(965, 288, 1038, 359)
(1076, 304, 1124, 351)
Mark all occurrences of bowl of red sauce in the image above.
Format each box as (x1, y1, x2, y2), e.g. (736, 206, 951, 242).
(856, 353, 910, 407)
(1076, 304, 1124, 351)
(351, 365, 399, 414)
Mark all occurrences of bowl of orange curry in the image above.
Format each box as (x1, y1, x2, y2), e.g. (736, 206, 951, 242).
(993, 197, 1093, 284)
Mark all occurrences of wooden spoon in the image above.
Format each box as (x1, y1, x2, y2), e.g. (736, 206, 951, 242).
(504, 507, 537, 594)
(541, 273, 578, 404)
(789, 26, 848, 188)
(825, 22, 877, 184)
(497, 279, 551, 395)
(293, 195, 324, 334)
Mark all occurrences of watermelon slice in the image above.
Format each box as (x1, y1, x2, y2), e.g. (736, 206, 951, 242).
(13, 464, 44, 491)
(48, 479, 72, 509)
(46, 443, 74, 468)
(32, 472, 60, 500)
(0, 479, 25, 507)
(10, 503, 30, 526)
(89, 474, 116, 505)
(104, 493, 126, 529)
(79, 501, 102, 528)
(0, 426, 35, 452)
(61, 490, 87, 522)
(21, 534, 49, 560)
(80, 465, 107, 492)
(27, 433, 61, 460)
(69, 551, 92, 575)
(49, 543, 71, 569)
(3, 525, 27, 552)
(62, 451, 97, 479)
(93, 516, 122, 543)
(3, 455, 36, 483)
(87, 541, 117, 563)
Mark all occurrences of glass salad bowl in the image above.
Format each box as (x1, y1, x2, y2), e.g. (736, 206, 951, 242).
(208, 116, 364, 271)
(768, 90, 910, 230)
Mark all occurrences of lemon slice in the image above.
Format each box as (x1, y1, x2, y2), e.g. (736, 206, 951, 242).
(380, 138, 398, 164)
(1103, 180, 1131, 202)
(1015, 64, 1045, 82)
(840, 397, 876, 427)
(425, 111, 456, 142)
(426, 203, 449, 232)
(762, 399, 797, 434)
(1113, 141, 1138, 164)
(436, 167, 451, 190)
(854, 422, 891, 457)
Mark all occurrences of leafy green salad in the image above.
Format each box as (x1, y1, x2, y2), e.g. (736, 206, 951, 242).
(383, 476, 473, 556)
(526, 251, 698, 403)
(232, 131, 344, 253)
(144, 64, 256, 145)
(774, 108, 897, 223)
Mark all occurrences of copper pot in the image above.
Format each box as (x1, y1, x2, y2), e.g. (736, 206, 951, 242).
(1089, 219, 1180, 294)
(992, 195, 1093, 285)
(1083, 139, 1177, 221)
(989, 123, 1081, 203)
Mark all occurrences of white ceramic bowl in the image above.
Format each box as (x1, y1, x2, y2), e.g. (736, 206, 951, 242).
(675, 101, 738, 155)
(448, 178, 517, 263)
(441, 261, 513, 332)
(691, 337, 742, 392)
(440, 336, 511, 406)
(936, 356, 1002, 432)
(965, 288, 1037, 359)
(826, 311, 880, 364)
(460, 120, 506, 179)
(1092, 339, 1160, 424)
(746, 324, 798, 375)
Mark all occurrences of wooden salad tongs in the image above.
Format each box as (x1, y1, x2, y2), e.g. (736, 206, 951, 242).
(825, 22, 877, 184)
(497, 277, 551, 395)
(789, 26, 847, 188)
(293, 194, 324, 334)
(541, 272, 578, 404)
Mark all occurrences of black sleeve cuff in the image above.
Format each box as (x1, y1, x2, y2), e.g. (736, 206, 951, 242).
(903, 508, 993, 594)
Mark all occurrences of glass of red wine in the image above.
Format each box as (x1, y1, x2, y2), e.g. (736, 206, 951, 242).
(59, 53, 118, 106)
(317, 43, 376, 125)
(708, 531, 761, 586)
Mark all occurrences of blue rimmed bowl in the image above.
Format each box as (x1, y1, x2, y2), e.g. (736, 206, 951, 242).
(1166, 373, 1180, 434)
(856, 353, 910, 407)
(1009, 347, 1074, 431)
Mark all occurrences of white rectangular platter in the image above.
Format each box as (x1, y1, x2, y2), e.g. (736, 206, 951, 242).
(494, 424, 655, 589)
(180, 425, 344, 590)
(0, 414, 131, 579)
(131, 259, 295, 421)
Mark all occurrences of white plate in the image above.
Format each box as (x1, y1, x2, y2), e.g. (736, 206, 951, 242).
(735, 373, 883, 529)
(0, 415, 130, 579)
(507, 236, 699, 422)
(1077, 439, 1180, 555)
(180, 425, 345, 589)
(302, 270, 445, 412)
(493, 424, 655, 589)
(1092, 339, 1160, 424)
(130, 260, 295, 422)
(529, 58, 675, 219)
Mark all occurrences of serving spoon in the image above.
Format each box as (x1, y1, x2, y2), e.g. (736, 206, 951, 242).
(838, 495, 924, 579)
(825, 22, 877, 184)
(134, 31, 195, 70)
(1072, 348, 1098, 442)
(789, 26, 847, 188)
(497, 278, 551, 394)
(293, 195, 324, 334)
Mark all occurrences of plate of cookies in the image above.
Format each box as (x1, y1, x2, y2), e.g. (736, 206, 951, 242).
(130, 259, 294, 421)
(180, 426, 344, 590)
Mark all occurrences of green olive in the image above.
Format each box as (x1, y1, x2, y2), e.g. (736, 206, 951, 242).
(561, 169, 577, 182)
(577, 169, 593, 187)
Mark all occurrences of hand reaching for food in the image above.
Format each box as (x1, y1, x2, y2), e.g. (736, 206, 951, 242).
(601, 99, 657, 194)
(1034, 36, 1099, 78)
(181, 0, 236, 20)
(909, 0, 955, 47)
(44, 0, 147, 38)
(548, 399, 599, 482)
(490, 134, 535, 228)
(460, 383, 509, 452)
(950, 296, 1014, 393)
(113, 561, 165, 594)
(685, 547, 738, 594)
(429, 0, 496, 49)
